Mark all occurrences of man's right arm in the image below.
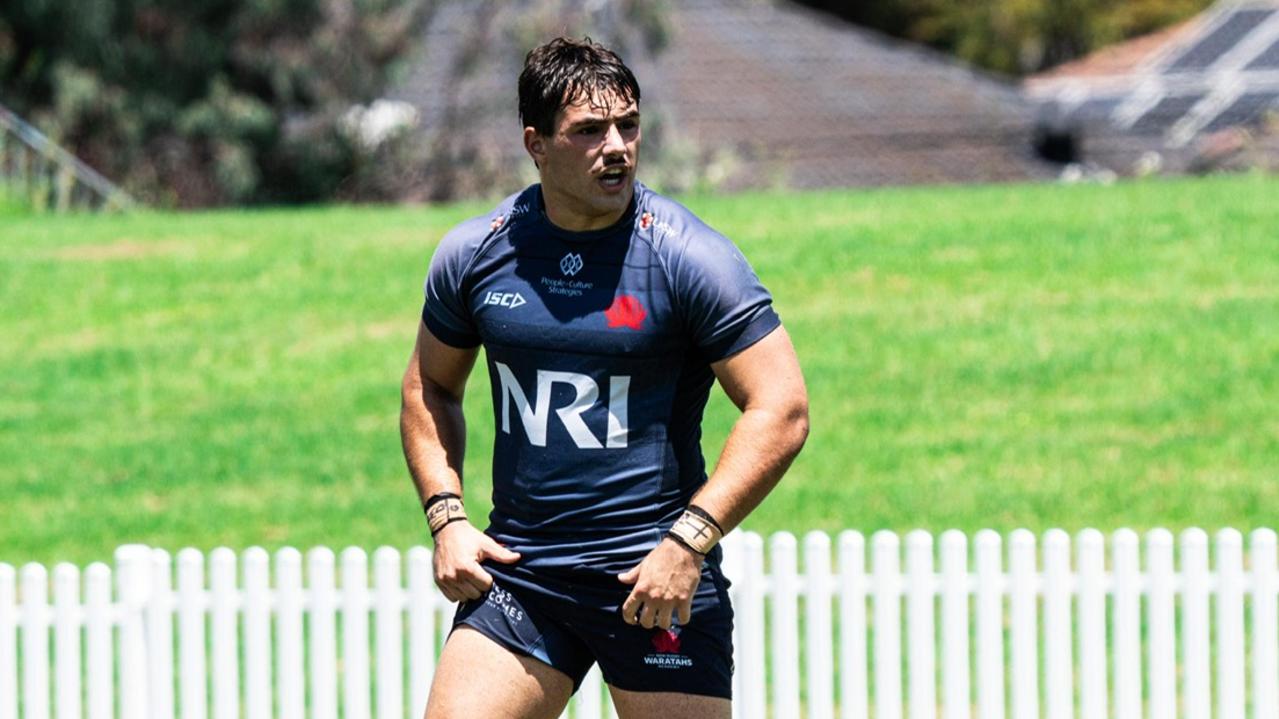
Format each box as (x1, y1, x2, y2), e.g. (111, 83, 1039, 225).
(400, 321, 519, 601)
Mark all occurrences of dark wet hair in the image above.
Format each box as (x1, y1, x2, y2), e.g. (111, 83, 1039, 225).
(518, 37, 641, 136)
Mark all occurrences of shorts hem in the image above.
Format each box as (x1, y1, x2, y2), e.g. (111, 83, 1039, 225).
(451, 619, 582, 690)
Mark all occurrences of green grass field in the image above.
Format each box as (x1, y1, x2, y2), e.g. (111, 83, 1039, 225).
(2, 175, 1277, 566)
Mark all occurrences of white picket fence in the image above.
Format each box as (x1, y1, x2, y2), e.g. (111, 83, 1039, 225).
(2, 528, 1277, 719)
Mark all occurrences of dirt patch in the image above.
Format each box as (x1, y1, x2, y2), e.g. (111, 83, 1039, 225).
(35, 326, 105, 355)
(362, 320, 403, 340)
(285, 318, 413, 357)
(52, 239, 186, 261)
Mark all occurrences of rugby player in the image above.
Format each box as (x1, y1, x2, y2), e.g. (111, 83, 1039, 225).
(400, 37, 809, 719)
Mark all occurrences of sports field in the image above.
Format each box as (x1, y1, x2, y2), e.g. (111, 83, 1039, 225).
(2, 175, 1276, 566)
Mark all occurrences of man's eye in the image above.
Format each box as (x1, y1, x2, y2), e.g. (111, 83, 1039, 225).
(619, 120, 638, 130)
(577, 126, 600, 135)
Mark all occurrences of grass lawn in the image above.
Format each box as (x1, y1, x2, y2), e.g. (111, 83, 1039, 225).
(2, 174, 1277, 566)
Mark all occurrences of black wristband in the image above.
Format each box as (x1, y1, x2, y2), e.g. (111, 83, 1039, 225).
(423, 492, 461, 514)
(666, 531, 708, 557)
(685, 504, 724, 534)
(430, 516, 467, 537)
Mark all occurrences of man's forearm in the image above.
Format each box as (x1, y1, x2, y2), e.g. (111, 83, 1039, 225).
(690, 401, 809, 532)
(400, 378, 469, 504)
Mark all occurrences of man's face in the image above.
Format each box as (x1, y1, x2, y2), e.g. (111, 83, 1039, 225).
(525, 90, 641, 231)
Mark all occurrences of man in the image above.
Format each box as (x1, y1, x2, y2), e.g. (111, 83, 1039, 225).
(400, 37, 808, 719)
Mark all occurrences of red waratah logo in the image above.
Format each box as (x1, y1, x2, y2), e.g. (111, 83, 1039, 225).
(640, 211, 653, 230)
(652, 629, 681, 654)
(605, 294, 647, 330)
(490, 215, 505, 230)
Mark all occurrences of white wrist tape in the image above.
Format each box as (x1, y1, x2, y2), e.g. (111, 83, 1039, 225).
(425, 494, 467, 536)
(667, 506, 724, 556)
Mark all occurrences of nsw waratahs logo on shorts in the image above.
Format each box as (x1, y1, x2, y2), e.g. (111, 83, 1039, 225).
(644, 627, 693, 669)
(560, 252, 584, 276)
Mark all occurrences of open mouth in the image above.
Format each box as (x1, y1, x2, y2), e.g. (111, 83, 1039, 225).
(598, 166, 628, 190)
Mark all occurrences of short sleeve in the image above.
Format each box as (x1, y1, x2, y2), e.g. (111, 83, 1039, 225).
(421, 219, 485, 348)
(673, 228, 781, 361)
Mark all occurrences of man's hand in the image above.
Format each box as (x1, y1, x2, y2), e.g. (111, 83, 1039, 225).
(618, 538, 703, 629)
(432, 522, 520, 602)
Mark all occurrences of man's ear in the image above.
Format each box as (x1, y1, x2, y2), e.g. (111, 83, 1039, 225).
(523, 126, 545, 168)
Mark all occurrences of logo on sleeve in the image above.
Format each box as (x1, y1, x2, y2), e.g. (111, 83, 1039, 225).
(484, 291, 527, 309)
(559, 253, 584, 276)
(644, 628, 693, 669)
(638, 211, 675, 239)
(604, 294, 647, 330)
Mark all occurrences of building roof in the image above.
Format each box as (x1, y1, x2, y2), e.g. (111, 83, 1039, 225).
(656, 0, 1052, 188)
(391, 0, 1053, 199)
(1025, 21, 1199, 87)
(1028, 1, 1279, 148)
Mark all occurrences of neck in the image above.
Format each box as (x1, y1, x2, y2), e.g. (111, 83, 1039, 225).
(540, 185, 633, 232)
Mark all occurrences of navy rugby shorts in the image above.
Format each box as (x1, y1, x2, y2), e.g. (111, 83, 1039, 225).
(450, 565, 734, 699)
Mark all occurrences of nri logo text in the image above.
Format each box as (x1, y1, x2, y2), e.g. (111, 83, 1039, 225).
(495, 362, 629, 449)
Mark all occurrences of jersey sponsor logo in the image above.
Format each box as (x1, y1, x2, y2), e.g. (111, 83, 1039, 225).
(540, 276, 593, 297)
(483, 290, 527, 309)
(560, 252, 584, 276)
(483, 585, 525, 623)
(495, 362, 629, 449)
(644, 628, 693, 669)
(604, 294, 647, 330)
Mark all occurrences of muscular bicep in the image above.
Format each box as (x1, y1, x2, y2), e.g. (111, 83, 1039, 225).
(711, 326, 806, 414)
(404, 321, 479, 401)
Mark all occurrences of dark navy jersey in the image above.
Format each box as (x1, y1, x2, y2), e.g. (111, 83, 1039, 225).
(421, 182, 779, 601)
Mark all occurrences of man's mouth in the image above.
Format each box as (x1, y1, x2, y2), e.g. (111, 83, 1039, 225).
(598, 166, 629, 189)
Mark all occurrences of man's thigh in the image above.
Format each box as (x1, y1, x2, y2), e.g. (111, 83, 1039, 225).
(424, 626, 572, 719)
(607, 687, 730, 719)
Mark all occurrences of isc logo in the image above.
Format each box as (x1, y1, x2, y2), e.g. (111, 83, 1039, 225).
(484, 291, 526, 308)
(495, 362, 629, 449)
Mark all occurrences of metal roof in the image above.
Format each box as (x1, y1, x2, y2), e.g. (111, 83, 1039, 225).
(1031, 1, 1279, 147)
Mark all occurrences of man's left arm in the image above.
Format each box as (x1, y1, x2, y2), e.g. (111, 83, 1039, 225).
(620, 326, 809, 629)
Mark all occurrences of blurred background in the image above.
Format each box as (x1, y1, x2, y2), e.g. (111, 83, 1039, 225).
(4, 0, 1276, 210)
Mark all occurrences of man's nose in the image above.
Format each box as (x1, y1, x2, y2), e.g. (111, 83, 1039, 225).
(602, 123, 626, 155)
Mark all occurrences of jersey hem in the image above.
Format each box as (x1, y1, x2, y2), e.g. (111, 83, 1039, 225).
(701, 308, 781, 362)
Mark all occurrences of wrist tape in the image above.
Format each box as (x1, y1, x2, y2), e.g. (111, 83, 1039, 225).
(666, 505, 724, 556)
(424, 493, 467, 536)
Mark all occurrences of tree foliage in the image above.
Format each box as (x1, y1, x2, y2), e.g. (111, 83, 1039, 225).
(798, 0, 1215, 75)
(4, 0, 1217, 206)
(0, 0, 432, 206)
